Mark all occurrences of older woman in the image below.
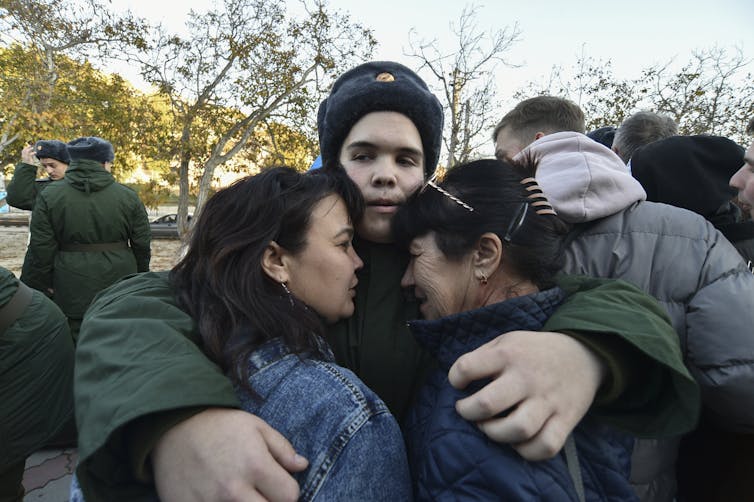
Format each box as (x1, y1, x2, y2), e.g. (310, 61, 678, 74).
(392, 159, 699, 501)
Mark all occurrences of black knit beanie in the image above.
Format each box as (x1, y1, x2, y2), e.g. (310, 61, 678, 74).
(317, 61, 444, 178)
(34, 140, 71, 164)
(631, 135, 744, 218)
(67, 136, 115, 164)
(586, 126, 616, 149)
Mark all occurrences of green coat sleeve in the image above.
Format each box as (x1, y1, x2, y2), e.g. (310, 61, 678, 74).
(127, 193, 151, 272)
(74, 272, 240, 502)
(22, 193, 56, 292)
(547, 274, 700, 438)
(6, 162, 39, 210)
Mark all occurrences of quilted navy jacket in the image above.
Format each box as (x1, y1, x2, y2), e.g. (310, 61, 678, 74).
(405, 287, 638, 501)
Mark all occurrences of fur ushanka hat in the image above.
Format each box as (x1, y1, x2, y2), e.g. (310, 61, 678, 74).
(67, 136, 115, 164)
(317, 61, 444, 178)
(34, 140, 71, 164)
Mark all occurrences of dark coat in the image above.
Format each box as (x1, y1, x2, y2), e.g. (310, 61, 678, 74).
(0, 266, 74, 468)
(22, 159, 151, 319)
(5, 162, 51, 210)
(405, 288, 638, 501)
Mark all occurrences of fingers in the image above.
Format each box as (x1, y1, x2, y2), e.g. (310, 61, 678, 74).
(449, 330, 602, 463)
(454, 368, 524, 422)
(474, 397, 549, 444)
(510, 416, 571, 461)
(448, 335, 510, 390)
(252, 421, 308, 502)
(153, 409, 306, 502)
(257, 419, 308, 472)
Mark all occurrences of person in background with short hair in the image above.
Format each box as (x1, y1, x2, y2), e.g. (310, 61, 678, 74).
(612, 111, 678, 164)
(22, 136, 151, 339)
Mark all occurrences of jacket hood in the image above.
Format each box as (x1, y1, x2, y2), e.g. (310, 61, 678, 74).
(517, 132, 646, 223)
(65, 159, 115, 194)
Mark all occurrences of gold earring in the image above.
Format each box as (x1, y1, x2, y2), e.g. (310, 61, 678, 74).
(480, 274, 488, 285)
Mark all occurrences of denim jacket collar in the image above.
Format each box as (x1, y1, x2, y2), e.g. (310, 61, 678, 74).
(245, 335, 335, 376)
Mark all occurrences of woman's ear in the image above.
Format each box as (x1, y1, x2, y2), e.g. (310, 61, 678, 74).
(261, 241, 289, 283)
(474, 232, 503, 278)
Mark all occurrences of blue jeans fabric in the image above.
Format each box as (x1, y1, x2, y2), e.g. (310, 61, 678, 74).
(70, 337, 411, 501)
(237, 337, 412, 501)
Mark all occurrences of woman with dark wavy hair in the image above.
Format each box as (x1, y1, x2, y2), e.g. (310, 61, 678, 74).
(392, 159, 696, 501)
(169, 166, 411, 501)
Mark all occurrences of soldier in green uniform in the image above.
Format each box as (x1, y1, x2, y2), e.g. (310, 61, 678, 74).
(6, 140, 70, 210)
(7, 141, 72, 282)
(0, 266, 74, 502)
(21, 136, 151, 339)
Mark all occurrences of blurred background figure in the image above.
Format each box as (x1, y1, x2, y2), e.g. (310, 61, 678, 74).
(612, 111, 678, 165)
(0, 266, 75, 502)
(631, 134, 753, 262)
(6, 140, 70, 211)
(586, 125, 616, 149)
(730, 117, 754, 224)
(21, 136, 151, 340)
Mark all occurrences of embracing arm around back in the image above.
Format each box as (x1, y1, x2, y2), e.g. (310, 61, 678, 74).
(74, 271, 306, 502)
(449, 274, 700, 460)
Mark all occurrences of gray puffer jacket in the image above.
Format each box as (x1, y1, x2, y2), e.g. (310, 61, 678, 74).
(520, 132, 754, 502)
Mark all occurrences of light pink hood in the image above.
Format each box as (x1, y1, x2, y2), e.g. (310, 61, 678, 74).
(515, 131, 646, 223)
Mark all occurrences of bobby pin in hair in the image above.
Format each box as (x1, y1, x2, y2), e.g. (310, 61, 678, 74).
(503, 202, 529, 243)
(423, 180, 474, 212)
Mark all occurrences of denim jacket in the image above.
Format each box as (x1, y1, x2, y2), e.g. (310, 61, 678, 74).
(236, 336, 412, 501)
(70, 335, 411, 502)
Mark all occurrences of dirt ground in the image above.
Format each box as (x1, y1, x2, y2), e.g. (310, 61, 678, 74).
(0, 224, 185, 278)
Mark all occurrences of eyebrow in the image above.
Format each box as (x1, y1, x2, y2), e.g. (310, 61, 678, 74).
(334, 226, 354, 239)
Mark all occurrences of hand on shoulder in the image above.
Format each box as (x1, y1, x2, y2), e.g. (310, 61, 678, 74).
(448, 330, 605, 461)
(153, 408, 308, 502)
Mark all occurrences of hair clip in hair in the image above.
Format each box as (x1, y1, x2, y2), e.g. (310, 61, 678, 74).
(520, 177, 557, 215)
(503, 202, 529, 243)
(421, 180, 474, 212)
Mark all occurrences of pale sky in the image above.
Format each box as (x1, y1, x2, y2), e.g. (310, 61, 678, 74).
(108, 0, 752, 157)
(109, 0, 753, 95)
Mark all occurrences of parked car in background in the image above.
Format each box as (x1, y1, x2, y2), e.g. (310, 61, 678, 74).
(150, 213, 192, 239)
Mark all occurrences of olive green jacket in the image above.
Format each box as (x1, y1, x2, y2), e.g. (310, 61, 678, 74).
(5, 161, 51, 211)
(73, 239, 699, 501)
(22, 159, 151, 319)
(0, 267, 74, 468)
